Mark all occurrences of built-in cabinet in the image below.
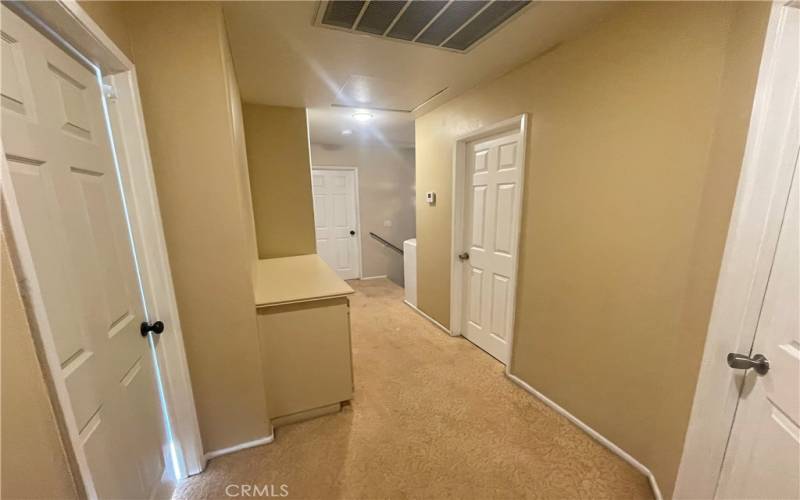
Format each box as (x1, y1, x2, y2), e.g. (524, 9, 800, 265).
(254, 255, 354, 426)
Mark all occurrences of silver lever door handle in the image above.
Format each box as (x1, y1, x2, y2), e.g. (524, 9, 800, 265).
(458, 252, 469, 261)
(727, 353, 769, 375)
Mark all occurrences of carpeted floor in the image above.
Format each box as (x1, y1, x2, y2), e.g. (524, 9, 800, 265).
(175, 278, 652, 499)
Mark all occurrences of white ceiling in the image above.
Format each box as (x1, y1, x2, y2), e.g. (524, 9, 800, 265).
(223, 1, 617, 145)
(307, 107, 415, 147)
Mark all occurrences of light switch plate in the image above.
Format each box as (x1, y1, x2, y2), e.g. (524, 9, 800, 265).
(426, 191, 436, 205)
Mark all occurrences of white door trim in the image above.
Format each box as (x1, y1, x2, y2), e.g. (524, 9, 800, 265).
(674, 2, 799, 498)
(450, 113, 528, 360)
(312, 166, 363, 279)
(1, 0, 205, 487)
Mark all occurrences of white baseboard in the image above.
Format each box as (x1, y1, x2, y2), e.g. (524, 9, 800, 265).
(203, 433, 274, 461)
(648, 474, 663, 500)
(506, 371, 663, 500)
(360, 275, 388, 281)
(403, 300, 451, 335)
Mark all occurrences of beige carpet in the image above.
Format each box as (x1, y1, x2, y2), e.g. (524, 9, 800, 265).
(175, 278, 652, 499)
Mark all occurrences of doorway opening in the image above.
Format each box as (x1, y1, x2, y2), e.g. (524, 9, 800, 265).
(306, 107, 416, 289)
(450, 115, 528, 365)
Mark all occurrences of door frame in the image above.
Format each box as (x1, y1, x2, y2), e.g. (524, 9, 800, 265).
(674, 2, 799, 498)
(0, 0, 205, 492)
(311, 166, 363, 280)
(449, 114, 528, 362)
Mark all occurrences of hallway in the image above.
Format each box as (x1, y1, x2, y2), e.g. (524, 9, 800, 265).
(175, 279, 652, 499)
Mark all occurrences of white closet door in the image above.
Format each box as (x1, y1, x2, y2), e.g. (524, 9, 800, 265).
(2, 7, 165, 499)
(461, 131, 523, 364)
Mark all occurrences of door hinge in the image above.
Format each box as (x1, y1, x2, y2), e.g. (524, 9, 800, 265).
(103, 83, 118, 102)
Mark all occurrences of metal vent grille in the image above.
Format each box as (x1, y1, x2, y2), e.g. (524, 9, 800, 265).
(316, 0, 531, 53)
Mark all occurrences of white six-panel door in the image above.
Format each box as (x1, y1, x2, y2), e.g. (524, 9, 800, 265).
(716, 154, 799, 499)
(461, 132, 523, 364)
(311, 168, 360, 280)
(1, 7, 165, 498)
(714, 10, 800, 497)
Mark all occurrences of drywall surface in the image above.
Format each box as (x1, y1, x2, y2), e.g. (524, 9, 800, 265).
(414, 2, 769, 495)
(78, 0, 134, 61)
(243, 103, 317, 259)
(124, 1, 270, 452)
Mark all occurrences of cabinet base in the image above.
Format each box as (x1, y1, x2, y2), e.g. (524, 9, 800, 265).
(271, 402, 343, 428)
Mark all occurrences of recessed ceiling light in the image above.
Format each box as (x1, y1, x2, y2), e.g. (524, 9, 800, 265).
(341, 129, 353, 135)
(352, 111, 373, 121)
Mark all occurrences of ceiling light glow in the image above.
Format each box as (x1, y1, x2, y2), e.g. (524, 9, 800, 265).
(352, 111, 373, 122)
(341, 129, 353, 135)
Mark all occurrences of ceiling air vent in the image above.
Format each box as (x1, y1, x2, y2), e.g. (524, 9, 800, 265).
(315, 0, 531, 53)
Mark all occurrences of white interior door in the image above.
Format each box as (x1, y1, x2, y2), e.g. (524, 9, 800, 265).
(716, 159, 800, 499)
(460, 131, 523, 364)
(312, 168, 360, 280)
(2, 7, 165, 499)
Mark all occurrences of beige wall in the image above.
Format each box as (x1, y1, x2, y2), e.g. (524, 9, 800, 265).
(1, 232, 79, 500)
(124, 1, 270, 452)
(310, 142, 415, 284)
(414, 2, 768, 496)
(79, 0, 133, 61)
(222, 15, 259, 270)
(243, 103, 317, 259)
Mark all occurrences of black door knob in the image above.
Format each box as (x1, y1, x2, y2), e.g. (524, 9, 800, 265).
(350, 230, 356, 236)
(140, 321, 164, 337)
